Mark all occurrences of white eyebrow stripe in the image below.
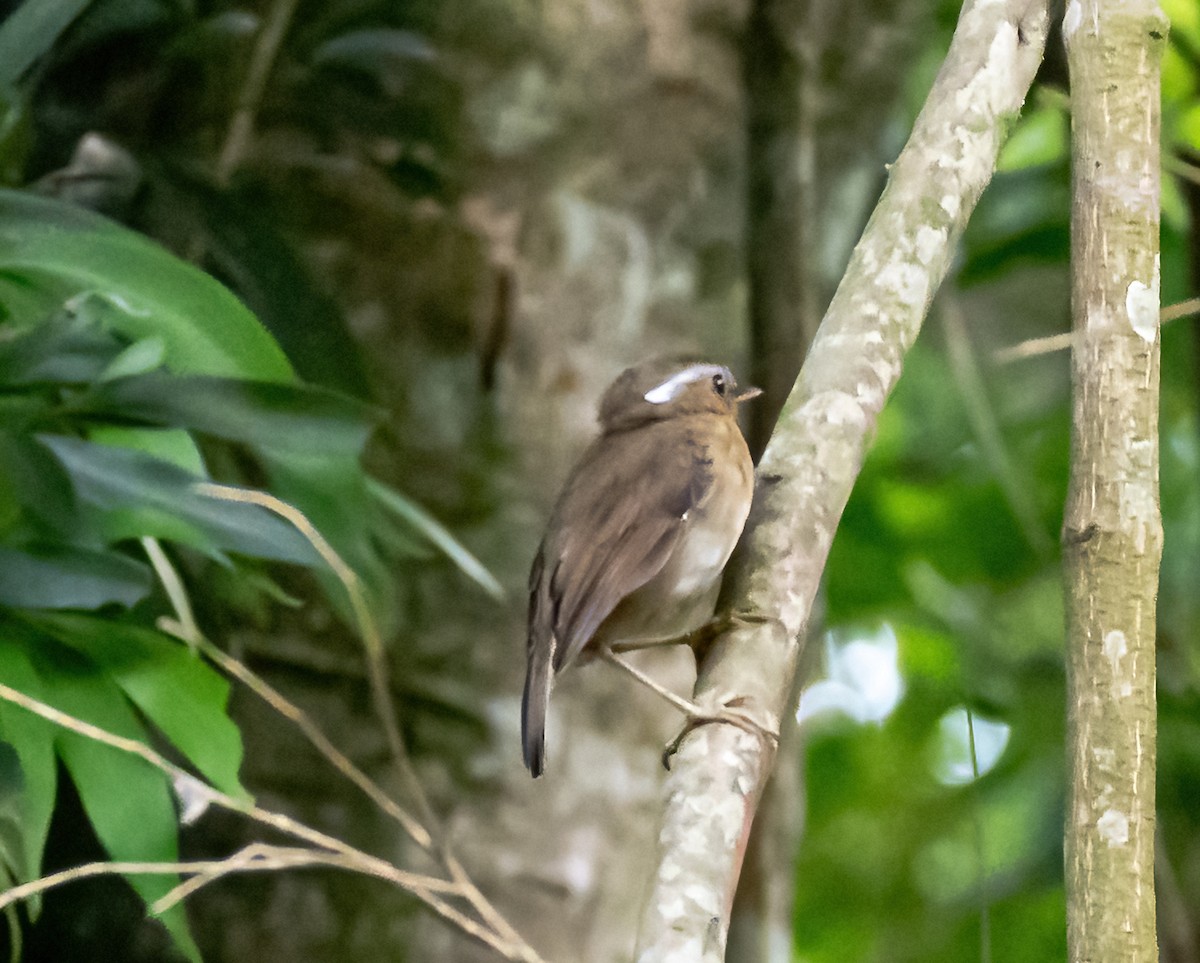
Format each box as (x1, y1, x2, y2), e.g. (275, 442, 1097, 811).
(643, 364, 726, 404)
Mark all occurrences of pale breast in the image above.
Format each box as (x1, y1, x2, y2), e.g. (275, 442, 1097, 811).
(594, 417, 754, 646)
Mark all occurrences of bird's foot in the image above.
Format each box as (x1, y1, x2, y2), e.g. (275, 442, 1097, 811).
(661, 698, 779, 770)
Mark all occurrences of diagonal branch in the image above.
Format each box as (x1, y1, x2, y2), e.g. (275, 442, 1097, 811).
(635, 0, 1052, 957)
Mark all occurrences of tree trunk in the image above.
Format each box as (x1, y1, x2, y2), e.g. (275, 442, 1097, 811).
(1062, 2, 1168, 960)
(743, 0, 812, 456)
(634, 1, 1051, 957)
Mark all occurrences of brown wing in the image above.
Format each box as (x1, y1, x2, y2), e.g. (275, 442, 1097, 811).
(528, 417, 715, 673)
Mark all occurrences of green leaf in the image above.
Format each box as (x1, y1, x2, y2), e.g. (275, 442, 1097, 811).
(0, 740, 25, 959)
(0, 0, 95, 87)
(0, 430, 78, 537)
(0, 310, 123, 386)
(0, 86, 33, 186)
(98, 336, 166, 382)
(368, 478, 504, 600)
(37, 649, 200, 961)
(83, 372, 375, 458)
(40, 434, 319, 565)
(996, 105, 1067, 172)
(173, 173, 368, 395)
(266, 451, 387, 606)
(86, 426, 207, 477)
(0, 544, 151, 609)
(35, 614, 246, 798)
(0, 630, 56, 902)
(0, 189, 293, 382)
(1175, 101, 1200, 153)
(0, 742, 28, 895)
(1163, 0, 1200, 52)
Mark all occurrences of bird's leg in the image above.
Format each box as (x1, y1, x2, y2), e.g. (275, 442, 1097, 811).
(598, 649, 779, 764)
(599, 649, 706, 715)
(607, 613, 737, 661)
(608, 610, 780, 663)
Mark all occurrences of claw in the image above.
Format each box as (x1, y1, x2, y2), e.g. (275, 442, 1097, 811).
(661, 703, 780, 770)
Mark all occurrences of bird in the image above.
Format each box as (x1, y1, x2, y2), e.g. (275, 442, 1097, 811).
(522, 358, 763, 777)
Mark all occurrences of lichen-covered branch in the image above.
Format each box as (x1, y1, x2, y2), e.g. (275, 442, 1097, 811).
(635, 1, 1051, 958)
(1062, 2, 1167, 960)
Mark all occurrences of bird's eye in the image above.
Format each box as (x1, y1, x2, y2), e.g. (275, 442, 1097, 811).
(712, 373, 727, 396)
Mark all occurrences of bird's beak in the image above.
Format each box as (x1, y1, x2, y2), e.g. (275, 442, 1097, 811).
(734, 385, 763, 403)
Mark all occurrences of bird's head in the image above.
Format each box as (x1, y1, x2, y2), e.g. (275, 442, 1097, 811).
(598, 358, 761, 431)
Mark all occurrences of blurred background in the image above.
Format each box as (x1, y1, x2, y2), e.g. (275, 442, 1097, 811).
(1, 0, 1199, 960)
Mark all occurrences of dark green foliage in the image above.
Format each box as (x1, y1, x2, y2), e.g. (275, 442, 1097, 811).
(0, 183, 497, 957)
(795, 22, 1200, 953)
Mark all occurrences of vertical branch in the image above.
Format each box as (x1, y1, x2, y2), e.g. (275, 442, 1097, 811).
(1062, 2, 1167, 961)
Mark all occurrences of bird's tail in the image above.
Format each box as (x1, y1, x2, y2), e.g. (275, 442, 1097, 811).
(521, 641, 553, 777)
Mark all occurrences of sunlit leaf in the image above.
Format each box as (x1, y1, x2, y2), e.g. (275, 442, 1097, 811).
(0, 189, 292, 382)
(86, 426, 207, 477)
(0, 631, 56, 904)
(35, 614, 246, 798)
(98, 336, 166, 382)
(38, 650, 199, 961)
(996, 106, 1067, 172)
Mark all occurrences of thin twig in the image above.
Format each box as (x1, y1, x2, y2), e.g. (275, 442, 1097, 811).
(145, 540, 429, 848)
(195, 636, 432, 849)
(0, 681, 543, 962)
(994, 297, 1200, 363)
(195, 484, 423, 806)
(0, 844, 458, 915)
(966, 709, 992, 963)
(179, 486, 540, 960)
(141, 537, 200, 650)
(215, 0, 301, 184)
(1165, 153, 1200, 189)
(941, 291, 1054, 558)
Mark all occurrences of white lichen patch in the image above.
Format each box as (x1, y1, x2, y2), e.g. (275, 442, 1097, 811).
(1126, 279, 1158, 343)
(1063, 0, 1082, 38)
(940, 194, 960, 219)
(1103, 629, 1128, 664)
(820, 392, 868, 428)
(915, 225, 945, 266)
(952, 23, 1019, 126)
(876, 259, 929, 309)
(1097, 808, 1130, 847)
(1119, 480, 1160, 551)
